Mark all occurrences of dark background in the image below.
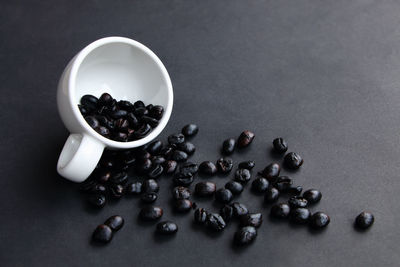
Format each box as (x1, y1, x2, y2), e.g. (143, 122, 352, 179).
(1, 0, 399, 266)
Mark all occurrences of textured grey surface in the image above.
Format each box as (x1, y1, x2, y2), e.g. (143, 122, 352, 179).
(1, 0, 400, 266)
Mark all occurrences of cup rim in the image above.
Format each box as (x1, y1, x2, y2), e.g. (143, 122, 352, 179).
(68, 36, 173, 149)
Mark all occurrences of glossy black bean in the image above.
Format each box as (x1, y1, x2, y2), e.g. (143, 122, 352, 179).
(133, 107, 148, 117)
(96, 170, 111, 184)
(172, 186, 191, 200)
(114, 118, 129, 132)
(260, 163, 280, 179)
(81, 94, 98, 110)
(141, 115, 159, 128)
(234, 168, 251, 184)
(173, 172, 194, 186)
(123, 154, 136, 166)
(109, 184, 124, 199)
(288, 196, 308, 208)
(117, 100, 133, 110)
(284, 152, 304, 169)
(136, 159, 152, 174)
(110, 172, 128, 184)
(270, 203, 290, 218)
(163, 160, 177, 174)
(92, 224, 113, 243)
(206, 213, 226, 231)
(225, 181, 243, 195)
(156, 221, 178, 234)
(220, 205, 234, 222)
(139, 206, 163, 221)
(288, 186, 303, 195)
(110, 109, 128, 119)
(194, 208, 208, 224)
(133, 100, 145, 109)
(94, 126, 110, 137)
(310, 212, 330, 229)
(177, 142, 196, 155)
(87, 194, 106, 208)
(126, 113, 140, 129)
(195, 182, 216, 197)
(171, 150, 188, 162)
(86, 183, 107, 194)
(234, 226, 257, 245)
(231, 202, 249, 217)
(240, 213, 263, 228)
(290, 208, 311, 224)
(222, 138, 235, 155)
(85, 116, 99, 128)
(98, 93, 113, 106)
(78, 104, 88, 116)
(199, 161, 217, 175)
(133, 123, 151, 139)
(273, 176, 293, 192)
(125, 181, 142, 195)
(104, 215, 124, 231)
(179, 162, 198, 175)
(238, 160, 255, 170)
(147, 164, 163, 178)
(147, 140, 163, 155)
(79, 178, 99, 192)
(251, 177, 269, 193)
(355, 212, 374, 229)
(142, 179, 159, 193)
(216, 157, 233, 174)
(168, 133, 185, 145)
(95, 115, 115, 130)
(273, 138, 288, 153)
(181, 124, 199, 137)
(113, 132, 128, 142)
(237, 130, 255, 148)
(141, 192, 158, 203)
(149, 105, 164, 120)
(303, 189, 322, 204)
(215, 188, 233, 204)
(135, 149, 151, 160)
(100, 158, 115, 169)
(174, 199, 193, 212)
(151, 156, 166, 165)
(264, 187, 280, 203)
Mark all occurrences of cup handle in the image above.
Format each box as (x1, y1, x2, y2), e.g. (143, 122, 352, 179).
(57, 133, 105, 183)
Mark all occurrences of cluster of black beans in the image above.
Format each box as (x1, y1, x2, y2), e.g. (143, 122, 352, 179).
(78, 93, 164, 142)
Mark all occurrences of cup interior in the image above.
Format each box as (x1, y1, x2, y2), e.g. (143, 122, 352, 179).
(70, 37, 173, 148)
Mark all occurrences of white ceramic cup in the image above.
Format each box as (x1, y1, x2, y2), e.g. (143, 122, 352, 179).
(56, 37, 173, 183)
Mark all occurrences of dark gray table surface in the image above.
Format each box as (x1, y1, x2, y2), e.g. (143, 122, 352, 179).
(1, 0, 400, 266)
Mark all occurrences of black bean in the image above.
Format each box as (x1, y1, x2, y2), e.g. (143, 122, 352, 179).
(199, 161, 217, 175)
(195, 182, 216, 197)
(215, 188, 233, 204)
(231, 202, 249, 217)
(234, 226, 257, 247)
(96, 170, 111, 184)
(225, 181, 243, 195)
(110, 172, 128, 184)
(288, 196, 308, 208)
(85, 116, 99, 128)
(156, 221, 178, 234)
(240, 213, 263, 228)
(78, 104, 88, 115)
(174, 199, 193, 212)
(123, 154, 136, 166)
(139, 206, 163, 221)
(163, 160, 177, 174)
(104, 215, 124, 231)
(126, 113, 140, 129)
(110, 109, 128, 119)
(147, 164, 163, 178)
(234, 168, 251, 184)
(109, 184, 124, 199)
(287, 185, 303, 195)
(168, 133, 185, 145)
(87, 194, 106, 208)
(98, 93, 113, 106)
(237, 130, 255, 148)
(222, 138, 235, 155)
(182, 124, 198, 137)
(141, 115, 159, 128)
(92, 224, 113, 243)
(216, 157, 233, 174)
(310, 212, 330, 229)
(142, 179, 159, 193)
(238, 160, 255, 170)
(206, 213, 226, 231)
(220, 205, 234, 222)
(100, 158, 115, 168)
(114, 132, 128, 142)
(159, 146, 175, 159)
(149, 105, 164, 120)
(355, 212, 374, 229)
(133, 123, 151, 139)
(251, 177, 269, 193)
(303, 189, 322, 204)
(172, 186, 191, 200)
(147, 140, 163, 155)
(273, 176, 293, 192)
(179, 162, 198, 175)
(284, 152, 303, 169)
(81, 94, 98, 110)
(260, 163, 281, 179)
(151, 156, 166, 165)
(194, 208, 208, 224)
(173, 172, 194, 186)
(114, 118, 129, 132)
(177, 142, 196, 155)
(135, 149, 151, 160)
(133, 107, 148, 117)
(136, 159, 152, 174)
(273, 138, 288, 153)
(125, 181, 142, 195)
(117, 100, 133, 110)
(94, 126, 110, 137)
(171, 150, 188, 162)
(133, 100, 145, 109)
(270, 203, 290, 218)
(141, 192, 158, 203)
(264, 187, 280, 203)
(290, 208, 311, 224)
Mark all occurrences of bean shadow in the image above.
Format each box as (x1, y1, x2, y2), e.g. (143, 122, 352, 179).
(269, 148, 284, 160)
(153, 231, 177, 243)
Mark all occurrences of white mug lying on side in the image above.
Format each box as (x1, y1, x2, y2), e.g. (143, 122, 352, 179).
(56, 37, 173, 183)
